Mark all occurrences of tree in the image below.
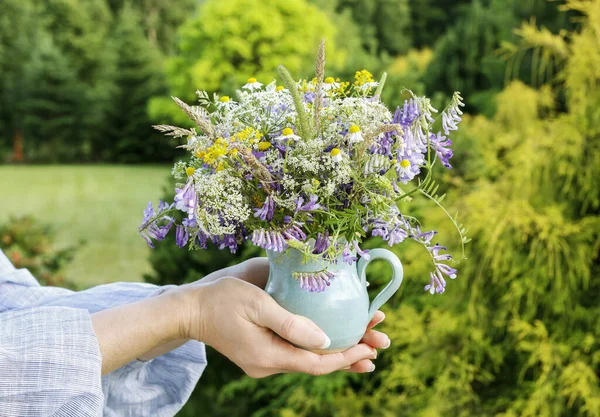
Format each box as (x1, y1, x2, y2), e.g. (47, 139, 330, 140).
(333, 0, 412, 55)
(105, 0, 201, 55)
(38, 0, 117, 160)
(0, 0, 44, 161)
(22, 35, 82, 162)
(105, 3, 175, 163)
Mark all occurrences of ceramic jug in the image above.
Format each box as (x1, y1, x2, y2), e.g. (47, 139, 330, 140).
(265, 247, 404, 352)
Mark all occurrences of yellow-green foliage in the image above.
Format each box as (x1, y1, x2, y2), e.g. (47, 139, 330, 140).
(168, 0, 345, 95)
(149, 0, 349, 125)
(208, 2, 600, 416)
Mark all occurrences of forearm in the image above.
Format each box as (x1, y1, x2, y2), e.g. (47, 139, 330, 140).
(91, 289, 185, 375)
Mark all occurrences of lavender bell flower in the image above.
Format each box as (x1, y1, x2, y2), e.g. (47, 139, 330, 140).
(295, 270, 335, 293)
(253, 196, 275, 222)
(313, 231, 330, 255)
(174, 178, 197, 219)
(175, 224, 189, 248)
(282, 221, 307, 242)
(352, 240, 370, 260)
(342, 243, 357, 265)
(139, 201, 174, 248)
(251, 229, 288, 252)
(429, 132, 454, 169)
(296, 194, 322, 213)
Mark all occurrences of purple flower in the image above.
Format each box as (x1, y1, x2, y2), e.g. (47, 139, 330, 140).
(282, 221, 307, 241)
(428, 243, 452, 261)
(303, 91, 316, 104)
(424, 270, 446, 294)
(430, 132, 454, 169)
(442, 107, 462, 135)
(397, 99, 420, 128)
(313, 231, 330, 255)
(352, 240, 370, 260)
(217, 234, 239, 253)
(251, 229, 288, 252)
(342, 243, 357, 265)
(295, 270, 335, 293)
(175, 224, 189, 248)
(196, 231, 208, 249)
(410, 226, 437, 245)
(253, 196, 275, 222)
(436, 263, 457, 279)
(372, 215, 409, 246)
(139, 201, 174, 248)
(174, 178, 197, 219)
(296, 194, 322, 213)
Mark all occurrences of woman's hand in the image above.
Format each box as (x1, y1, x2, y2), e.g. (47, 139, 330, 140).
(181, 277, 382, 377)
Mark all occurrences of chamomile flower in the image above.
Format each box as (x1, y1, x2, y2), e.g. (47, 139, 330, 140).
(322, 76, 339, 91)
(275, 127, 301, 142)
(347, 125, 363, 144)
(243, 77, 263, 91)
(216, 95, 236, 109)
(330, 147, 343, 162)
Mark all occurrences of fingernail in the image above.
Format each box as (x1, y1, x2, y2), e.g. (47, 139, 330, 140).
(383, 338, 391, 349)
(343, 365, 351, 370)
(375, 313, 386, 326)
(370, 349, 378, 359)
(316, 332, 331, 350)
(367, 363, 376, 372)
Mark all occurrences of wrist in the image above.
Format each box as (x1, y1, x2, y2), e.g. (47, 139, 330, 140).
(169, 284, 209, 342)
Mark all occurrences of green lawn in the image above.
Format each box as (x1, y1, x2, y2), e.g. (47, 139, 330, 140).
(0, 165, 171, 287)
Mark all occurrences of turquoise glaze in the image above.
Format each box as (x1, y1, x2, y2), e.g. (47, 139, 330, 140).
(265, 247, 404, 352)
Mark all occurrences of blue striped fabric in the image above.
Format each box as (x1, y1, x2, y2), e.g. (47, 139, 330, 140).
(0, 250, 206, 416)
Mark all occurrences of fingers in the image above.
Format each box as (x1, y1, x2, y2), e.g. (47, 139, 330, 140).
(367, 311, 385, 330)
(276, 342, 377, 376)
(342, 359, 376, 373)
(257, 300, 331, 350)
(361, 329, 390, 349)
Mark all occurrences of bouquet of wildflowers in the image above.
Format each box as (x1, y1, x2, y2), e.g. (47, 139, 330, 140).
(140, 42, 467, 295)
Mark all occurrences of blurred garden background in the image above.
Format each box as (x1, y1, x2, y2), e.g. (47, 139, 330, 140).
(1, 0, 599, 415)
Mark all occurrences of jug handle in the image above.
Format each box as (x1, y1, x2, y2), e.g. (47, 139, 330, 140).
(357, 248, 404, 321)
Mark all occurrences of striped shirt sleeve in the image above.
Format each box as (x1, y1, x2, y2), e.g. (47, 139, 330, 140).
(0, 249, 206, 416)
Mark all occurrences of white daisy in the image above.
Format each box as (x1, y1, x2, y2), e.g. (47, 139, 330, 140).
(330, 147, 343, 162)
(322, 76, 339, 91)
(275, 127, 301, 142)
(216, 95, 236, 109)
(243, 77, 263, 91)
(347, 125, 363, 144)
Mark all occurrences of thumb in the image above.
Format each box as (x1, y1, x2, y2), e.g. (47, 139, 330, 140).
(258, 298, 331, 350)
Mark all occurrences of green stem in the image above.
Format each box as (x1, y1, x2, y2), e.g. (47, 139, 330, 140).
(278, 65, 311, 139)
(374, 72, 387, 97)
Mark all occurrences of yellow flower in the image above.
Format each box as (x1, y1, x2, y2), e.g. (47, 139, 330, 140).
(354, 69, 375, 86)
(282, 128, 294, 136)
(276, 85, 284, 92)
(247, 77, 257, 83)
(185, 167, 196, 176)
(324, 77, 335, 84)
(400, 159, 411, 168)
(194, 151, 205, 159)
(219, 96, 230, 102)
(349, 125, 361, 133)
(230, 148, 239, 156)
(257, 142, 272, 151)
(312, 179, 320, 186)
